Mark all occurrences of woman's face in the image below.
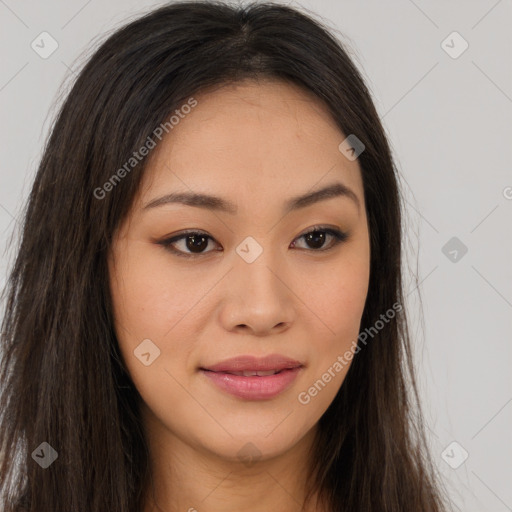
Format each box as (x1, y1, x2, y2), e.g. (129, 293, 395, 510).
(108, 79, 370, 464)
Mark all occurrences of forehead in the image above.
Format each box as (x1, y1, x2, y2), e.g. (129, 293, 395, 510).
(137, 79, 364, 213)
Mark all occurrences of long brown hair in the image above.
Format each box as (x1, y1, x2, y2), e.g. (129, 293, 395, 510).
(0, 1, 448, 510)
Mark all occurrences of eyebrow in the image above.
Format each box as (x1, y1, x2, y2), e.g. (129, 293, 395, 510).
(142, 181, 360, 214)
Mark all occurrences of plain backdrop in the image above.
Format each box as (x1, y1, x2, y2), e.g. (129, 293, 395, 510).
(1, 1, 511, 510)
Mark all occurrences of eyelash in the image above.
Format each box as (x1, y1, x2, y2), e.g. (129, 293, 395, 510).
(157, 225, 349, 259)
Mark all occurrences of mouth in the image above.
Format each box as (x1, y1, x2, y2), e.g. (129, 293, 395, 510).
(212, 369, 286, 377)
(201, 354, 303, 373)
(199, 354, 304, 400)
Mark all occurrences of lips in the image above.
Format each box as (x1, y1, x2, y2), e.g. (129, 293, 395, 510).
(223, 369, 281, 377)
(200, 354, 304, 400)
(201, 354, 303, 373)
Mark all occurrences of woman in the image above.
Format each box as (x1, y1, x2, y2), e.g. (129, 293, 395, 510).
(0, 1, 448, 510)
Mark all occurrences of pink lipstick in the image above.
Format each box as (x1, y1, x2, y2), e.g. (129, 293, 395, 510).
(200, 354, 303, 400)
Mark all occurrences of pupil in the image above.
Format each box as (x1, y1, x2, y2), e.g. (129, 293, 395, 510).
(306, 231, 325, 249)
(186, 234, 208, 253)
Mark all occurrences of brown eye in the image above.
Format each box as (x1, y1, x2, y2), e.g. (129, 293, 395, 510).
(304, 230, 327, 249)
(290, 227, 348, 251)
(159, 231, 219, 258)
(183, 233, 210, 253)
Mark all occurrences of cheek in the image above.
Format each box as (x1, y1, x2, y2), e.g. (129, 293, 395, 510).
(294, 244, 370, 402)
(108, 251, 201, 424)
(109, 240, 202, 340)
(293, 255, 369, 413)
(108, 241, 205, 394)
(298, 250, 370, 340)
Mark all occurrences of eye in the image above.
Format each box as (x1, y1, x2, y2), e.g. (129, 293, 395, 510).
(290, 225, 348, 251)
(157, 225, 348, 258)
(158, 230, 220, 258)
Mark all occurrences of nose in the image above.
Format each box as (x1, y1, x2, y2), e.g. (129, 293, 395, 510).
(217, 244, 296, 337)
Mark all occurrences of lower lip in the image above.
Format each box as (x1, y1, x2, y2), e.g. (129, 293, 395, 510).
(200, 367, 302, 400)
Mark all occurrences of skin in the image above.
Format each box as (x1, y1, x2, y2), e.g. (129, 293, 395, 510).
(108, 79, 370, 512)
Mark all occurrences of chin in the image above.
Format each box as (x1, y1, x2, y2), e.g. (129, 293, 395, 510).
(194, 421, 315, 464)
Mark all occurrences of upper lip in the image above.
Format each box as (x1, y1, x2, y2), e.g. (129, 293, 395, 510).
(201, 354, 303, 373)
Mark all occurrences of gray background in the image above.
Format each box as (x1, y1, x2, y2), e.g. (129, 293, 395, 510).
(1, 1, 511, 510)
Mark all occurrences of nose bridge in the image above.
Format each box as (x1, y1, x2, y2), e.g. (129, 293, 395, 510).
(219, 234, 294, 333)
(234, 234, 284, 298)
